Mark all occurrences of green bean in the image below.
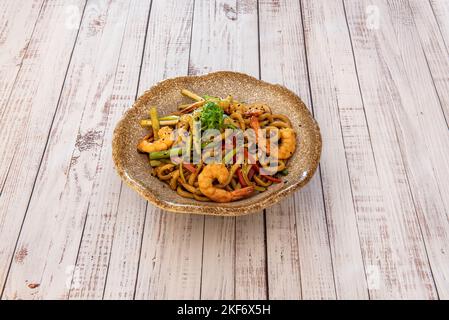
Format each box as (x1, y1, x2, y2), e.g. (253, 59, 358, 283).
(149, 160, 161, 167)
(149, 148, 182, 160)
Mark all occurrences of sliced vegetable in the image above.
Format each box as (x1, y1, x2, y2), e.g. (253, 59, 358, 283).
(159, 115, 180, 121)
(247, 165, 256, 180)
(243, 148, 256, 164)
(224, 123, 237, 129)
(261, 175, 282, 183)
(179, 100, 206, 114)
(140, 119, 179, 127)
(183, 163, 196, 174)
(203, 94, 220, 100)
(253, 185, 266, 192)
(192, 118, 202, 158)
(181, 89, 204, 101)
(223, 148, 236, 164)
(179, 162, 186, 184)
(253, 175, 272, 187)
(236, 168, 247, 187)
(149, 160, 161, 167)
(149, 148, 182, 160)
(241, 165, 253, 187)
(149, 107, 160, 139)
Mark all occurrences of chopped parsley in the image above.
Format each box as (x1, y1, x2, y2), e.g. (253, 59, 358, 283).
(200, 101, 224, 131)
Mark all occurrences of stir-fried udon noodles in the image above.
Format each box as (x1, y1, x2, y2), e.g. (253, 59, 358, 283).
(137, 89, 296, 203)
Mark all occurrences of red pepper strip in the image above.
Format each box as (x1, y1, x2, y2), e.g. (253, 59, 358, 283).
(247, 166, 255, 180)
(244, 148, 256, 164)
(236, 168, 247, 187)
(261, 175, 282, 183)
(183, 163, 196, 174)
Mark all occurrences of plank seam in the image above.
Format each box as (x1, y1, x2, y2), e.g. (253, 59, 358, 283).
(391, 118, 440, 299)
(187, 0, 197, 76)
(233, 216, 236, 300)
(0, 147, 17, 198)
(101, 182, 123, 299)
(340, 1, 381, 180)
(198, 216, 206, 300)
(428, 0, 449, 57)
(256, 0, 270, 301)
(68, 201, 90, 299)
(407, 1, 449, 129)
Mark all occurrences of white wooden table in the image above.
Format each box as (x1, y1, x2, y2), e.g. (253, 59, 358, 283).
(0, 0, 448, 300)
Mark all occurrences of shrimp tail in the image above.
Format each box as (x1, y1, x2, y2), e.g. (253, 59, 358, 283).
(230, 186, 254, 201)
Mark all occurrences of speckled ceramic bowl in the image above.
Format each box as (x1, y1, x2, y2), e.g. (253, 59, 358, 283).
(112, 71, 321, 216)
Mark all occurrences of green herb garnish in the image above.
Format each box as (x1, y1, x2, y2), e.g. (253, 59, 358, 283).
(200, 101, 224, 131)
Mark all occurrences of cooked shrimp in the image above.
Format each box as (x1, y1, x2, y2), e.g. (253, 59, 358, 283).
(198, 164, 254, 202)
(245, 103, 271, 116)
(276, 128, 296, 159)
(137, 126, 174, 153)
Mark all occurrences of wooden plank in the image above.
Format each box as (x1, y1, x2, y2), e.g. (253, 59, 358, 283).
(258, 0, 335, 300)
(235, 214, 267, 299)
(0, 0, 44, 122)
(103, 187, 147, 300)
(301, 0, 368, 299)
(1, 0, 132, 300)
(0, 0, 86, 298)
(408, 0, 449, 125)
(430, 0, 449, 53)
(344, 0, 449, 298)
(67, 0, 152, 299)
(188, 0, 266, 300)
(0, 0, 45, 184)
(133, 0, 204, 300)
(136, 209, 204, 300)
